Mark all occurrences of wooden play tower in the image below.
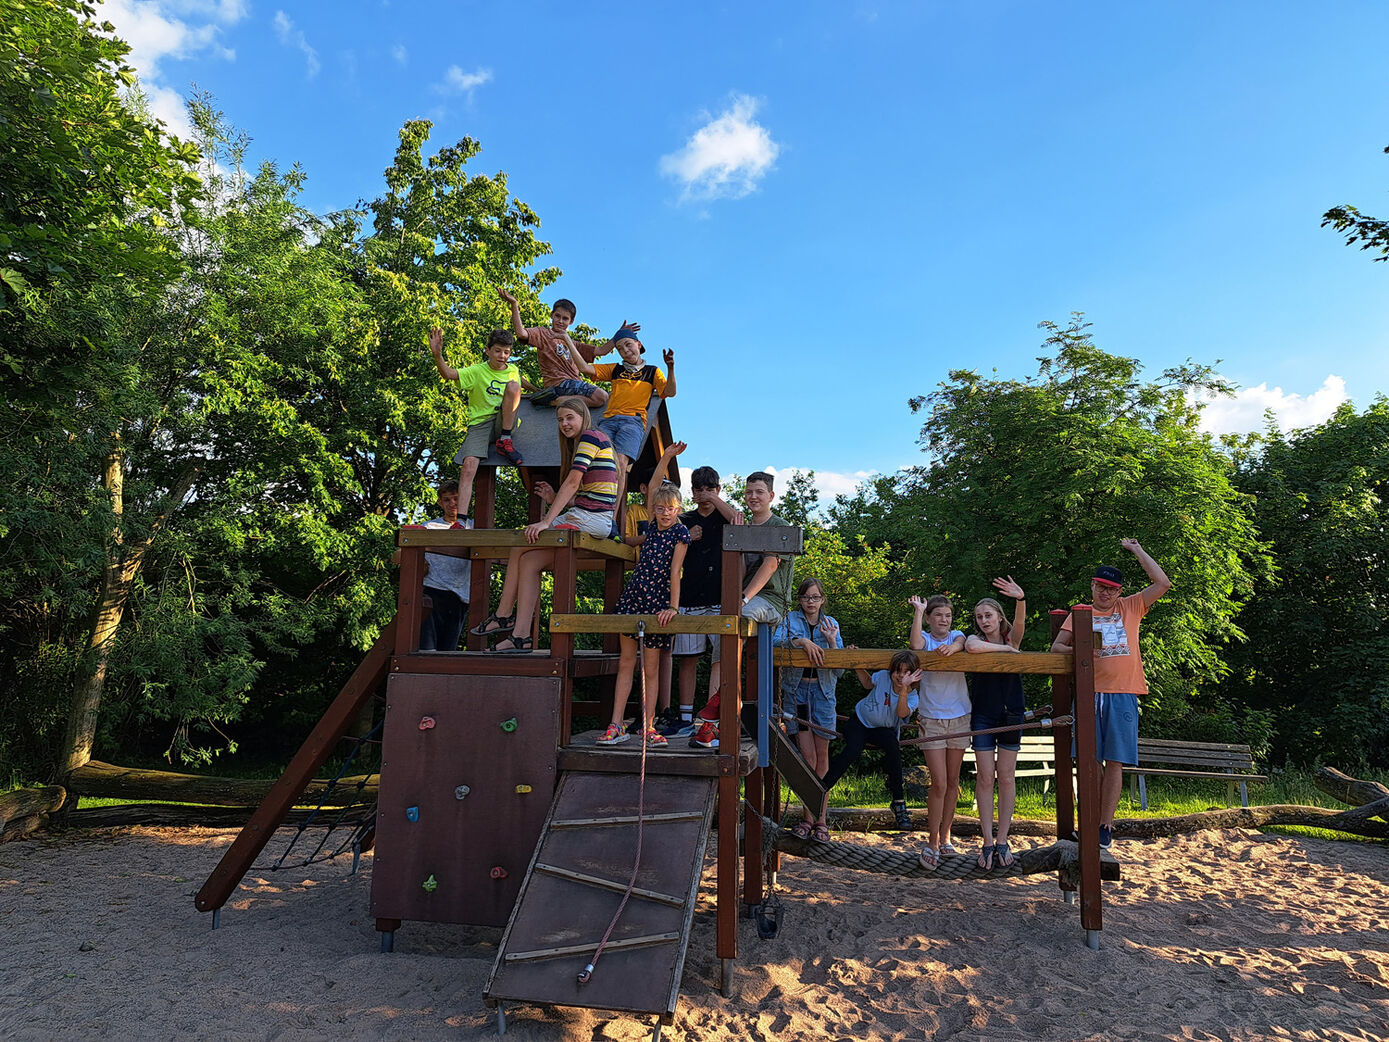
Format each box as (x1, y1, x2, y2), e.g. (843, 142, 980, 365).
(195, 398, 1116, 1036)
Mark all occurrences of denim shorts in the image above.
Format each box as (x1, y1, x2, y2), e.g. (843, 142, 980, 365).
(552, 378, 600, 398)
(971, 707, 1024, 752)
(787, 679, 837, 735)
(598, 413, 646, 461)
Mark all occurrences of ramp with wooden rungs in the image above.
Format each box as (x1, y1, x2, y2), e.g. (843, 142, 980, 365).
(483, 769, 717, 1021)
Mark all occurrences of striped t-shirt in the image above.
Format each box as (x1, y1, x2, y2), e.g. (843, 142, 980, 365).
(569, 428, 618, 514)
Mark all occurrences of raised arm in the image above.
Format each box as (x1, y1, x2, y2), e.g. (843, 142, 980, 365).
(563, 331, 598, 377)
(855, 667, 874, 689)
(710, 494, 745, 526)
(428, 328, 459, 382)
(897, 672, 923, 718)
(497, 287, 529, 343)
(1123, 538, 1172, 607)
(908, 596, 927, 650)
(648, 440, 686, 490)
(661, 348, 677, 398)
(995, 575, 1027, 649)
(596, 320, 640, 358)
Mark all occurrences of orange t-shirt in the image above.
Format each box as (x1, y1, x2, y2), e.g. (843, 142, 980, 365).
(526, 326, 586, 385)
(1059, 593, 1151, 695)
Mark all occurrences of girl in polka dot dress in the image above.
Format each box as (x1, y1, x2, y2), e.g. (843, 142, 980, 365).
(597, 483, 690, 747)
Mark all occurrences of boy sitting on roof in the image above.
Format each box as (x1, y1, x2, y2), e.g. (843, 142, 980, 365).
(498, 288, 608, 410)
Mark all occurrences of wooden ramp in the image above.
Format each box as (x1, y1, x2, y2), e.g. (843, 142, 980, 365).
(483, 769, 717, 1020)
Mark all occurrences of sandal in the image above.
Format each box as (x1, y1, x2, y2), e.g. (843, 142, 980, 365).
(470, 612, 514, 637)
(491, 634, 534, 654)
(994, 840, 1015, 869)
(918, 845, 939, 869)
(976, 845, 995, 871)
(812, 824, 832, 843)
(940, 841, 958, 856)
(790, 821, 813, 840)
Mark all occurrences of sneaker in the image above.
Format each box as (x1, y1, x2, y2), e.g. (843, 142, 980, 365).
(1099, 824, 1113, 849)
(659, 715, 694, 737)
(695, 694, 720, 723)
(528, 386, 559, 407)
(596, 723, 630, 746)
(644, 729, 668, 748)
(891, 800, 913, 831)
(691, 721, 719, 749)
(495, 436, 524, 466)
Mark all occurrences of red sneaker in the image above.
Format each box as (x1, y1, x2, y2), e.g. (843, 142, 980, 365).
(691, 721, 719, 749)
(696, 693, 720, 722)
(495, 436, 524, 466)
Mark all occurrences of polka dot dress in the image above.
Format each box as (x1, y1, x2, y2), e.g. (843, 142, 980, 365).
(615, 522, 691, 649)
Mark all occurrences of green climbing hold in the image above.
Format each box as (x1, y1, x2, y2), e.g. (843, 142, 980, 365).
(421, 874, 438, 893)
(500, 717, 518, 733)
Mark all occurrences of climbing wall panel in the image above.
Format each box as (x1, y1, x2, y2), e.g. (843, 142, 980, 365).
(370, 673, 559, 927)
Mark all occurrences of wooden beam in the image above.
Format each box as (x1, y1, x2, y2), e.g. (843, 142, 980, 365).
(396, 527, 637, 562)
(720, 526, 805, 555)
(549, 614, 756, 636)
(772, 647, 1073, 674)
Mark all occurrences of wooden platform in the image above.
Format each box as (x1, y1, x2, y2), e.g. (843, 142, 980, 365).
(484, 770, 717, 1019)
(559, 729, 759, 778)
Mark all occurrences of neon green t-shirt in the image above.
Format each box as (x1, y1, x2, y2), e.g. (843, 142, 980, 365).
(457, 360, 520, 427)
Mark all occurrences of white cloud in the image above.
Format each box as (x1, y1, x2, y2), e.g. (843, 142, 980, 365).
(273, 10, 320, 78)
(97, 0, 243, 136)
(660, 94, 780, 202)
(435, 64, 493, 96)
(1196, 375, 1349, 436)
(765, 466, 878, 513)
(391, 43, 408, 65)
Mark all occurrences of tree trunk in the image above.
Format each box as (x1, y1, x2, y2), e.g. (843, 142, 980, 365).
(53, 448, 199, 788)
(1314, 766, 1389, 820)
(68, 759, 377, 807)
(0, 786, 66, 828)
(55, 446, 130, 783)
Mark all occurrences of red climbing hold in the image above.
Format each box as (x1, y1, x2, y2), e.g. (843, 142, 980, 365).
(489, 866, 508, 880)
(418, 716, 436, 731)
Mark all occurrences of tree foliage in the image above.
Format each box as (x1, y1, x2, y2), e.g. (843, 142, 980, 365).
(832, 317, 1268, 736)
(1225, 401, 1389, 767)
(1322, 144, 1389, 262)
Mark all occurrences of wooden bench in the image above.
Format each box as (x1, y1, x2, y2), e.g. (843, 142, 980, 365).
(961, 734, 1059, 794)
(1128, 738, 1267, 809)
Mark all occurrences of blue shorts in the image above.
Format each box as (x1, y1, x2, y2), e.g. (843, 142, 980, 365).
(1072, 692, 1140, 766)
(971, 707, 1023, 752)
(552, 378, 601, 399)
(786, 678, 836, 735)
(598, 414, 646, 462)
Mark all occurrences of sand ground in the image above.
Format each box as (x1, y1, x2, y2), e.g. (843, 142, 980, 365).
(2, 825, 1387, 1041)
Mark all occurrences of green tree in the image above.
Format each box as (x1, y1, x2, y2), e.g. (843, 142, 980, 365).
(1225, 400, 1389, 767)
(1322, 144, 1389, 261)
(832, 316, 1268, 736)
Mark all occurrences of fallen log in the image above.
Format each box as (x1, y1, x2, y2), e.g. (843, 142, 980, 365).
(783, 803, 1389, 840)
(68, 760, 377, 807)
(1, 812, 50, 843)
(61, 804, 367, 829)
(1314, 767, 1389, 821)
(0, 785, 66, 827)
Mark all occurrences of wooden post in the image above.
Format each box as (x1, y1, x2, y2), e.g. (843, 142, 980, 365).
(553, 540, 578, 745)
(1049, 608, 1076, 897)
(466, 470, 497, 651)
(603, 560, 625, 655)
(743, 637, 763, 909)
(396, 548, 425, 656)
(1070, 606, 1103, 943)
(716, 546, 744, 968)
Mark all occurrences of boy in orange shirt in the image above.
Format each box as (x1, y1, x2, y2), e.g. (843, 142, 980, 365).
(591, 328, 676, 512)
(1051, 539, 1171, 849)
(498, 288, 609, 410)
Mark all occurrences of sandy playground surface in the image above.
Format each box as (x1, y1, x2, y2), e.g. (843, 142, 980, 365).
(1, 823, 1387, 1041)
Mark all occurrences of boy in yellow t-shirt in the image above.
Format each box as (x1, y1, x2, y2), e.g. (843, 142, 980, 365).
(591, 328, 677, 511)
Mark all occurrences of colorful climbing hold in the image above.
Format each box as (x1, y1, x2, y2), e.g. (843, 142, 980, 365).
(421, 874, 438, 893)
(454, 785, 471, 800)
(406, 806, 420, 823)
(514, 784, 531, 795)
(418, 716, 436, 731)
(489, 866, 508, 880)
(499, 717, 518, 733)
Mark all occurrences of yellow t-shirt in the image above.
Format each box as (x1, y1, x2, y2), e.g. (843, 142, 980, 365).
(592, 362, 666, 422)
(624, 502, 651, 542)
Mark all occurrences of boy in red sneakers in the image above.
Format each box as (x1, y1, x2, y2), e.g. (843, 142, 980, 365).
(428, 327, 525, 520)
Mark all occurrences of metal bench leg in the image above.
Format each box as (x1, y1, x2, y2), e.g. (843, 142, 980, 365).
(1138, 774, 1148, 812)
(1238, 780, 1248, 807)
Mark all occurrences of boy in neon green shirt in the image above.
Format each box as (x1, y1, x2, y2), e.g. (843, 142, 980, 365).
(428, 327, 523, 520)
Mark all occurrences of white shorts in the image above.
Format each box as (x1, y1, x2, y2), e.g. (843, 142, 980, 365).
(672, 605, 720, 657)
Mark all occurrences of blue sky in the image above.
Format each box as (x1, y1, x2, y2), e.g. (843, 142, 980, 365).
(105, 0, 1389, 503)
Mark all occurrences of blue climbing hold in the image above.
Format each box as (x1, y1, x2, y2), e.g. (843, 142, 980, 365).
(406, 806, 420, 823)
